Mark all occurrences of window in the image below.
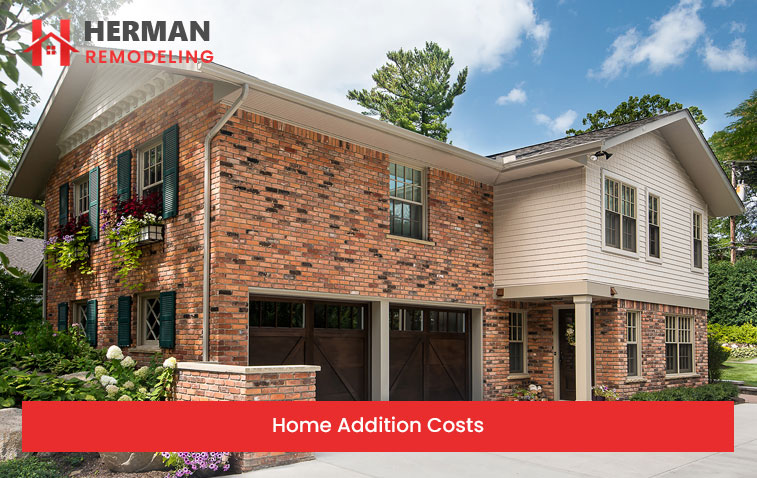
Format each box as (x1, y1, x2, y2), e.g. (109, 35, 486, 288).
(428, 310, 466, 333)
(139, 141, 163, 197)
(250, 299, 305, 328)
(73, 176, 89, 218)
(693, 211, 703, 269)
(665, 315, 693, 374)
(139, 294, 161, 345)
(604, 177, 636, 252)
(389, 307, 466, 333)
(626, 311, 640, 377)
(389, 163, 425, 240)
(509, 311, 526, 374)
(390, 308, 423, 331)
(313, 303, 364, 330)
(73, 301, 87, 330)
(648, 194, 660, 259)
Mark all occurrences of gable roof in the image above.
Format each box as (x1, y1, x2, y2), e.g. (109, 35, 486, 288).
(0, 236, 44, 276)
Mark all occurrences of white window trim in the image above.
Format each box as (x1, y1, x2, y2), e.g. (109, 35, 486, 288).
(665, 315, 695, 377)
(646, 189, 662, 264)
(507, 309, 528, 378)
(600, 169, 640, 259)
(72, 174, 89, 218)
(690, 206, 705, 273)
(389, 160, 428, 241)
(137, 138, 164, 198)
(72, 300, 87, 330)
(137, 293, 161, 348)
(626, 310, 642, 378)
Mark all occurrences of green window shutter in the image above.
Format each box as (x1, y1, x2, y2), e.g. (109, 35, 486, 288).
(85, 299, 97, 347)
(117, 296, 132, 347)
(88, 167, 100, 241)
(116, 150, 132, 203)
(57, 302, 68, 331)
(59, 183, 69, 225)
(158, 291, 176, 349)
(162, 124, 179, 219)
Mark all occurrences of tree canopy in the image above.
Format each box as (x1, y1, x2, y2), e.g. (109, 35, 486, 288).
(347, 41, 468, 143)
(566, 94, 706, 136)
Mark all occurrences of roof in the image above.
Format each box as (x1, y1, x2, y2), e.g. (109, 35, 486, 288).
(0, 236, 44, 276)
(489, 111, 680, 160)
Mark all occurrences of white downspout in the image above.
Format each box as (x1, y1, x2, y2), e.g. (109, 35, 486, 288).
(32, 203, 47, 321)
(202, 83, 249, 362)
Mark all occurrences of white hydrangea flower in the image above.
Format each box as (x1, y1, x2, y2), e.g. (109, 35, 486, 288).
(94, 365, 107, 378)
(120, 356, 136, 368)
(138, 387, 147, 395)
(163, 357, 177, 369)
(117, 395, 132, 401)
(155, 366, 164, 373)
(100, 375, 117, 387)
(528, 384, 538, 392)
(123, 381, 134, 390)
(134, 366, 149, 379)
(106, 384, 119, 395)
(106, 345, 124, 360)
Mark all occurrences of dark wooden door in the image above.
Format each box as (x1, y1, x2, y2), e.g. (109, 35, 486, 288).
(390, 307, 470, 401)
(249, 298, 370, 401)
(558, 308, 576, 401)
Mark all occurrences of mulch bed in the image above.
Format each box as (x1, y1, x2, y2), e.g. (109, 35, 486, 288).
(41, 453, 167, 478)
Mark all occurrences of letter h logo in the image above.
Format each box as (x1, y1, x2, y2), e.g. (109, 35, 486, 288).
(23, 19, 78, 66)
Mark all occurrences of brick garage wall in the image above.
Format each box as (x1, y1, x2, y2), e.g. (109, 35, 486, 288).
(174, 363, 318, 471)
(44, 79, 223, 362)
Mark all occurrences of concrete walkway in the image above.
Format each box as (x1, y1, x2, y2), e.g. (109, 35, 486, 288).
(233, 404, 757, 478)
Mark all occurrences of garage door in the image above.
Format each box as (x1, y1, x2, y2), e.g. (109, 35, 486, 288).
(389, 306, 470, 401)
(248, 298, 370, 401)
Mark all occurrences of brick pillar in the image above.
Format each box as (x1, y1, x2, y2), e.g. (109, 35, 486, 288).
(174, 362, 320, 472)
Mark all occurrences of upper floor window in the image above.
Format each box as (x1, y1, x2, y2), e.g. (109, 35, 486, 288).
(508, 311, 526, 374)
(139, 141, 163, 197)
(692, 210, 703, 269)
(648, 194, 660, 259)
(389, 163, 425, 240)
(73, 175, 89, 218)
(604, 177, 636, 252)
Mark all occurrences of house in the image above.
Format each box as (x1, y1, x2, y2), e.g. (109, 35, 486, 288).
(5, 50, 743, 405)
(0, 236, 45, 278)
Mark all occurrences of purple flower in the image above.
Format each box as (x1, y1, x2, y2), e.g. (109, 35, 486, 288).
(53, 333, 58, 337)
(11, 331, 23, 336)
(223, 464, 230, 471)
(63, 234, 74, 243)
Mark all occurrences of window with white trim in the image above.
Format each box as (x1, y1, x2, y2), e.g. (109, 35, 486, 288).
(138, 294, 161, 346)
(73, 301, 87, 330)
(389, 163, 425, 240)
(508, 311, 526, 374)
(626, 311, 640, 377)
(604, 177, 636, 252)
(693, 211, 703, 269)
(72, 176, 89, 218)
(648, 194, 660, 259)
(139, 140, 163, 197)
(665, 315, 693, 374)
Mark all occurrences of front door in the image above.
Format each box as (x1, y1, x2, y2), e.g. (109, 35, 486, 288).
(558, 308, 576, 401)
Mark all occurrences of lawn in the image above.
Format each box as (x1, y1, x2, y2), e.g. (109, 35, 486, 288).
(722, 361, 757, 386)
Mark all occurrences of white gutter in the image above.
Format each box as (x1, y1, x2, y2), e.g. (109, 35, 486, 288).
(202, 83, 249, 362)
(32, 203, 47, 321)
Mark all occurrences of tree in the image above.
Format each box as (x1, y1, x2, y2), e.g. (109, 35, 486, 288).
(347, 41, 468, 143)
(566, 94, 706, 135)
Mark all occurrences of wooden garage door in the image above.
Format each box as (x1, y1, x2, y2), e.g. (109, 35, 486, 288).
(248, 298, 370, 401)
(389, 306, 470, 401)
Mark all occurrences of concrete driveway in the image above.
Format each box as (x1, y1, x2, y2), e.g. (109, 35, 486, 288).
(234, 403, 756, 478)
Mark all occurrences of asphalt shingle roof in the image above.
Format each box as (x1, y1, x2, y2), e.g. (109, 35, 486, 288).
(488, 110, 683, 160)
(0, 236, 44, 275)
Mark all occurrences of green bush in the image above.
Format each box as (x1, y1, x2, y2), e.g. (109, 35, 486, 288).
(629, 382, 739, 401)
(0, 456, 61, 478)
(708, 322, 757, 345)
(708, 336, 731, 382)
(709, 258, 757, 325)
(0, 270, 42, 335)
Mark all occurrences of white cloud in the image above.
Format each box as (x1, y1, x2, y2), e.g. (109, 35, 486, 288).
(94, 0, 550, 110)
(589, 0, 705, 80)
(712, 0, 734, 7)
(730, 22, 746, 34)
(702, 37, 757, 72)
(534, 109, 577, 136)
(496, 85, 527, 105)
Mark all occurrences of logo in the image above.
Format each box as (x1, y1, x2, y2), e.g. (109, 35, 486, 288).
(23, 19, 78, 66)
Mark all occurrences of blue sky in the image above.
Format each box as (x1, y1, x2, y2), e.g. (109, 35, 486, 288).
(17, 0, 757, 157)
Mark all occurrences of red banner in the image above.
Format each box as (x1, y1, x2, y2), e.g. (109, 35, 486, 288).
(22, 401, 733, 452)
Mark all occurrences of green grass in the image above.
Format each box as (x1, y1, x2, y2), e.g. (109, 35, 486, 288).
(722, 361, 757, 386)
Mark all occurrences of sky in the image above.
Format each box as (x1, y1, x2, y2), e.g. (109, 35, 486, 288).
(14, 0, 757, 157)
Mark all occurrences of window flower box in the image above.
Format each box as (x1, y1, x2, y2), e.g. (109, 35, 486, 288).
(137, 224, 164, 245)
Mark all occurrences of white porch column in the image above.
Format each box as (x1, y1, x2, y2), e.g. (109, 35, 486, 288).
(371, 300, 390, 400)
(573, 295, 593, 401)
(471, 308, 484, 401)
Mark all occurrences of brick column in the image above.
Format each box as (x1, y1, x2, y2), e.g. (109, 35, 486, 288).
(174, 362, 320, 472)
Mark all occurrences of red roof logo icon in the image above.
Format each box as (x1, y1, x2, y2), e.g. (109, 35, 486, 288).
(23, 19, 78, 67)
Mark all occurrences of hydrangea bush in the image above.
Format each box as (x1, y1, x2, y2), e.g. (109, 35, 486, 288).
(160, 452, 231, 477)
(96, 345, 175, 401)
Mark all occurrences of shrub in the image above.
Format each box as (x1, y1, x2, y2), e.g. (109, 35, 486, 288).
(96, 346, 175, 401)
(629, 382, 739, 401)
(708, 336, 731, 382)
(729, 346, 757, 360)
(0, 456, 61, 478)
(708, 322, 757, 345)
(709, 258, 757, 325)
(0, 269, 42, 335)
